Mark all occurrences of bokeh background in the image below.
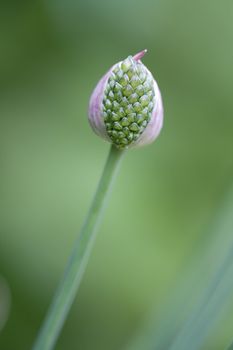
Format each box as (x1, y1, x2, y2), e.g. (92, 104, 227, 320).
(1, 0, 233, 349)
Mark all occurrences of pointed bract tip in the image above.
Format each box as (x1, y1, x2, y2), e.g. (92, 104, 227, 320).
(133, 49, 148, 61)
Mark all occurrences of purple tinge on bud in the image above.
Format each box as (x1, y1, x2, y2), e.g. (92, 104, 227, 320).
(88, 50, 163, 149)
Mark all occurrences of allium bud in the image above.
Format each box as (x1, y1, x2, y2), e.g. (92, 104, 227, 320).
(88, 50, 163, 149)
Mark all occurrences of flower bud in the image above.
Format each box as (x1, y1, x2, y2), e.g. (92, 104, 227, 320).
(88, 50, 163, 149)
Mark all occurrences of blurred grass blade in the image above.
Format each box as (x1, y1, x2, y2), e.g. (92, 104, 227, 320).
(0, 276, 11, 332)
(125, 178, 233, 350)
(226, 340, 233, 350)
(169, 179, 233, 350)
(170, 243, 233, 350)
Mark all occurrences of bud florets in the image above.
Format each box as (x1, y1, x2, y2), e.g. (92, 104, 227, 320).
(88, 50, 163, 149)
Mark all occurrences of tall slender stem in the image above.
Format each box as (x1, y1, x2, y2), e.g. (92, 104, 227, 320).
(33, 145, 124, 350)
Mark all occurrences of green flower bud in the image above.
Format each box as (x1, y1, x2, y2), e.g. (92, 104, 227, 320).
(88, 50, 163, 149)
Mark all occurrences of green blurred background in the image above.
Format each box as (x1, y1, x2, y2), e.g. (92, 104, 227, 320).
(1, 0, 233, 349)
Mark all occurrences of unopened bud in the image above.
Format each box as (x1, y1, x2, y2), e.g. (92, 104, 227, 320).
(88, 50, 163, 149)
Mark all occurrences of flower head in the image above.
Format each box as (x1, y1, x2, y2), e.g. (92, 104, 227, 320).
(88, 50, 163, 149)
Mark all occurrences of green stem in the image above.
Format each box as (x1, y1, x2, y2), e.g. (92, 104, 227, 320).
(33, 145, 124, 350)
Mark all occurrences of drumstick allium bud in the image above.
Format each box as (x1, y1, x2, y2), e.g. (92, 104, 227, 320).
(33, 50, 164, 350)
(88, 50, 163, 149)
